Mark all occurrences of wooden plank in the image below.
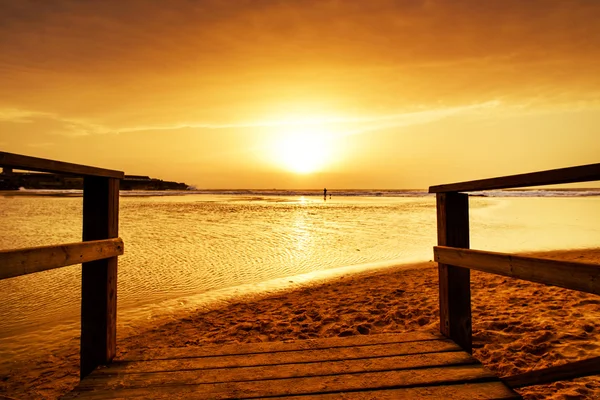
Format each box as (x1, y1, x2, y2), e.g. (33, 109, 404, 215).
(0, 238, 124, 281)
(434, 246, 600, 295)
(429, 162, 600, 193)
(504, 356, 600, 388)
(270, 382, 521, 399)
(100, 339, 461, 375)
(63, 364, 497, 399)
(81, 351, 475, 390)
(80, 177, 120, 378)
(120, 331, 443, 361)
(0, 151, 124, 178)
(436, 193, 472, 353)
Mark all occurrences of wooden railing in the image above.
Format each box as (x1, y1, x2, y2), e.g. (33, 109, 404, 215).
(429, 162, 600, 387)
(0, 151, 124, 378)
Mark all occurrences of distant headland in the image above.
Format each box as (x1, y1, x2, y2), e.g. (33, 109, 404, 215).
(0, 167, 189, 191)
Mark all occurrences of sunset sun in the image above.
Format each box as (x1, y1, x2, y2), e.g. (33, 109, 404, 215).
(274, 131, 332, 174)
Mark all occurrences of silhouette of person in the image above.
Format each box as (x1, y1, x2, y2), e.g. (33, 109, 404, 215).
(324, 188, 327, 200)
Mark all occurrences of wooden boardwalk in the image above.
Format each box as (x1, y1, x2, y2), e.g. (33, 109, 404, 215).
(63, 332, 520, 399)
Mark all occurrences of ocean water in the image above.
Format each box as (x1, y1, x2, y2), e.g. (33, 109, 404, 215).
(1, 192, 600, 367)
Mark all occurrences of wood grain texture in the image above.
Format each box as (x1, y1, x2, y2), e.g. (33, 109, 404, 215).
(436, 193, 472, 353)
(269, 382, 521, 400)
(81, 351, 475, 390)
(429, 162, 600, 193)
(80, 177, 120, 378)
(504, 356, 600, 388)
(63, 365, 497, 399)
(64, 333, 519, 399)
(434, 246, 600, 295)
(120, 331, 442, 361)
(0, 238, 123, 281)
(102, 340, 461, 374)
(0, 151, 124, 178)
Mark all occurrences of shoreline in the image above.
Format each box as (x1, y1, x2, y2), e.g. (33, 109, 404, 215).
(2, 248, 600, 399)
(0, 257, 428, 367)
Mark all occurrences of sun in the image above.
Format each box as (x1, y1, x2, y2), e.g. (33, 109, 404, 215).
(275, 131, 331, 174)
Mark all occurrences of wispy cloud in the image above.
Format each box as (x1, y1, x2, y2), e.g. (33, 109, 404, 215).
(104, 100, 501, 136)
(0, 108, 114, 136)
(0, 109, 52, 123)
(340, 101, 502, 136)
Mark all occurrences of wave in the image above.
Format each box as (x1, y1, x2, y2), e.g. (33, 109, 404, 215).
(105, 188, 600, 197)
(470, 190, 600, 198)
(6, 188, 600, 197)
(186, 189, 432, 197)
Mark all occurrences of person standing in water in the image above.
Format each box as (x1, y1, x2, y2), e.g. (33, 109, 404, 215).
(323, 187, 327, 200)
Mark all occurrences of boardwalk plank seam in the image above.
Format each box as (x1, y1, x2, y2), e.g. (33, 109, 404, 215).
(65, 334, 520, 399)
(119, 335, 445, 362)
(101, 341, 461, 375)
(238, 377, 506, 400)
(85, 352, 475, 386)
(86, 363, 480, 390)
(69, 369, 500, 397)
(95, 348, 466, 376)
(263, 382, 521, 400)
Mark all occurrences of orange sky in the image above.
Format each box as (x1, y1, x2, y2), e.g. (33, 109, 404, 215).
(1, 0, 599, 189)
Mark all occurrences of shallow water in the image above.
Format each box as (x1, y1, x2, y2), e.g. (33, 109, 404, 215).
(1, 194, 599, 366)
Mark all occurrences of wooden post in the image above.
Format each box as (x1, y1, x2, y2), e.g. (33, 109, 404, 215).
(80, 176, 119, 378)
(436, 192, 471, 353)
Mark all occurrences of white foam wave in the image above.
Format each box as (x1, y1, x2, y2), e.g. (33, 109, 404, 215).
(472, 190, 600, 197)
(4, 188, 600, 198)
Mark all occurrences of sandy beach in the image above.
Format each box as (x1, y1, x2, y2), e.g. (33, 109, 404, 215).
(2, 248, 600, 399)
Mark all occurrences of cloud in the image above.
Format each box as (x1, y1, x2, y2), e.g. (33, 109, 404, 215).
(341, 101, 502, 136)
(0, 0, 599, 137)
(0, 99, 500, 136)
(0, 108, 113, 137)
(67, 100, 500, 135)
(0, 109, 51, 123)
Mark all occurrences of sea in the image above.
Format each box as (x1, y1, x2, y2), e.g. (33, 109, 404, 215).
(1, 189, 600, 368)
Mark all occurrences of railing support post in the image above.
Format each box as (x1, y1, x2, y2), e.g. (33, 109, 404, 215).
(80, 176, 119, 378)
(436, 192, 471, 353)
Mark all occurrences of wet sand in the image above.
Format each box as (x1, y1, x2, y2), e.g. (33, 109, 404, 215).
(2, 248, 600, 399)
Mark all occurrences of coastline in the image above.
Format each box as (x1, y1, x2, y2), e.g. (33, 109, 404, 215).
(2, 248, 600, 399)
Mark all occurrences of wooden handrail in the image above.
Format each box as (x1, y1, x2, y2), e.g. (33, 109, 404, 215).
(0, 151, 124, 178)
(429, 162, 600, 193)
(0, 238, 124, 281)
(434, 246, 600, 295)
(432, 161, 600, 386)
(2, 153, 123, 378)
